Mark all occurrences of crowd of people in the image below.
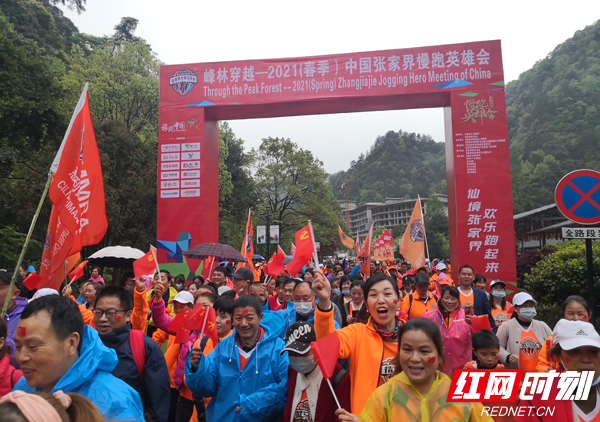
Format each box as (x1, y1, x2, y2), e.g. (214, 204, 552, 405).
(0, 257, 599, 422)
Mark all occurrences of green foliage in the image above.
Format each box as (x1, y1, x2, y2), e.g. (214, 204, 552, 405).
(524, 240, 600, 313)
(329, 130, 446, 204)
(507, 20, 600, 212)
(0, 225, 43, 269)
(250, 137, 343, 253)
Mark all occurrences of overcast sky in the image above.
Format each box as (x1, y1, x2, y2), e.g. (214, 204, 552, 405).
(62, 1, 600, 174)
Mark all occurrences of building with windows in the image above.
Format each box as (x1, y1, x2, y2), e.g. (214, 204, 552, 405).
(340, 195, 448, 238)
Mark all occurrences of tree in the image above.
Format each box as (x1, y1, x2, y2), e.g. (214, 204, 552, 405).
(424, 195, 448, 236)
(39, 0, 86, 14)
(250, 137, 342, 251)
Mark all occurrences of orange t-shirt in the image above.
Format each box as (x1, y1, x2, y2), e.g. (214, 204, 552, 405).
(293, 389, 313, 422)
(379, 339, 398, 386)
(491, 303, 514, 326)
(238, 328, 265, 371)
(519, 326, 542, 374)
(459, 289, 474, 309)
(401, 292, 438, 319)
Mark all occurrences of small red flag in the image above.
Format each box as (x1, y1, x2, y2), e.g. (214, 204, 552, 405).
(470, 315, 493, 332)
(311, 332, 340, 380)
(133, 246, 158, 279)
(23, 272, 43, 290)
(68, 260, 88, 284)
(168, 312, 190, 344)
(263, 251, 286, 277)
(286, 224, 316, 277)
(184, 305, 218, 346)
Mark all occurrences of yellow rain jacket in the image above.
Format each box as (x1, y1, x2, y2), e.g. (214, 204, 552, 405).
(359, 371, 493, 422)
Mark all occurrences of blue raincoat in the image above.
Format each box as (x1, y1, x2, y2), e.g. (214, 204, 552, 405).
(14, 325, 144, 421)
(185, 311, 288, 422)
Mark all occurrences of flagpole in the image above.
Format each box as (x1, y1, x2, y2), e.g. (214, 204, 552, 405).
(326, 378, 342, 409)
(419, 195, 431, 263)
(150, 245, 160, 275)
(307, 221, 320, 268)
(1, 172, 53, 318)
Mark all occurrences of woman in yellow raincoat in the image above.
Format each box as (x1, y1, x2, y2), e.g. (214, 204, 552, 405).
(335, 318, 493, 422)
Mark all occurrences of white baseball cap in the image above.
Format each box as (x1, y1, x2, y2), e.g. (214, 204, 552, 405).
(489, 279, 507, 289)
(218, 286, 232, 296)
(30, 288, 59, 301)
(168, 291, 194, 306)
(435, 262, 447, 271)
(512, 292, 537, 306)
(553, 319, 600, 351)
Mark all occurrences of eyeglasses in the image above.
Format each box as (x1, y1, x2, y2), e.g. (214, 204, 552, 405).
(93, 309, 128, 319)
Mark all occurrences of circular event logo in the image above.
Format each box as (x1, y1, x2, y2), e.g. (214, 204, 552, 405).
(410, 219, 425, 242)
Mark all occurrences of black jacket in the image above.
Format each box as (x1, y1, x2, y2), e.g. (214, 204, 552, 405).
(100, 324, 171, 422)
(332, 294, 349, 328)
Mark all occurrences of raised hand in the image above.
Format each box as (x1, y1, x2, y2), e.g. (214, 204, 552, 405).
(312, 269, 331, 311)
(135, 276, 147, 292)
(62, 284, 72, 298)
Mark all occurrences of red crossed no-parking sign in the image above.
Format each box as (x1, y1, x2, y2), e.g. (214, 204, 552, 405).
(555, 170, 600, 225)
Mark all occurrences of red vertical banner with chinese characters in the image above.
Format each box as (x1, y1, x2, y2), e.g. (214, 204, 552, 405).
(446, 90, 517, 297)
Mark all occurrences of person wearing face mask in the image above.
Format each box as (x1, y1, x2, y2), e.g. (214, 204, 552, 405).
(278, 322, 350, 422)
(333, 276, 353, 326)
(231, 267, 254, 298)
(536, 295, 591, 373)
(174, 274, 186, 292)
(497, 292, 552, 372)
(278, 280, 341, 338)
(345, 280, 365, 325)
(330, 278, 341, 298)
(515, 319, 600, 422)
(488, 280, 514, 327)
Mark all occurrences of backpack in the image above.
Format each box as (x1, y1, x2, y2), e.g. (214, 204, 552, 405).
(130, 329, 146, 383)
(407, 292, 438, 316)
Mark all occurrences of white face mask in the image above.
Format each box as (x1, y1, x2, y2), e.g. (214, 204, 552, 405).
(289, 355, 317, 374)
(519, 308, 537, 320)
(294, 302, 313, 316)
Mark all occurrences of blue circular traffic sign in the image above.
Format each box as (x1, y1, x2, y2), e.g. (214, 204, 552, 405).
(555, 169, 600, 224)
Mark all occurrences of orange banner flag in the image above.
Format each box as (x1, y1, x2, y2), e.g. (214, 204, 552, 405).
(338, 226, 355, 249)
(400, 196, 427, 270)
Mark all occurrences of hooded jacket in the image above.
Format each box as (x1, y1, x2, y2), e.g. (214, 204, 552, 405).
(422, 307, 473, 374)
(185, 311, 288, 422)
(14, 325, 144, 421)
(99, 323, 171, 422)
(0, 354, 22, 397)
(358, 371, 493, 422)
(4, 297, 27, 364)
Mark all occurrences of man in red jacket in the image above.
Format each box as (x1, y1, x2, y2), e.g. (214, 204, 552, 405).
(279, 321, 350, 422)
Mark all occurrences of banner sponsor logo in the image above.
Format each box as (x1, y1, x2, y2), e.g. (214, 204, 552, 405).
(410, 219, 424, 242)
(161, 153, 180, 162)
(181, 161, 200, 170)
(181, 142, 200, 151)
(181, 189, 200, 197)
(181, 179, 200, 188)
(161, 162, 180, 170)
(181, 151, 200, 160)
(181, 170, 200, 179)
(161, 143, 181, 152)
(161, 189, 179, 198)
(161, 180, 179, 189)
(169, 67, 198, 96)
(161, 171, 180, 180)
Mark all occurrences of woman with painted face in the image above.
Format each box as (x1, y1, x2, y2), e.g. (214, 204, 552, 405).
(515, 319, 600, 422)
(488, 279, 514, 327)
(312, 271, 403, 414)
(346, 280, 365, 325)
(496, 292, 552, 372)
(422, 286, 473, 375)
(536, 295, 591, 373)
(335, 318, 493, 422)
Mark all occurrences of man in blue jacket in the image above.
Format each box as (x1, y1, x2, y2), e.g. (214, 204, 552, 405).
(12, 295, 144, 420)
(457, 264, 496, 332)
(94, 285, 170, 421)
(186, 295, 288, 422)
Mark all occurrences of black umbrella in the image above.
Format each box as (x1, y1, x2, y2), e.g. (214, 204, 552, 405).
(183, 243, 247, 263)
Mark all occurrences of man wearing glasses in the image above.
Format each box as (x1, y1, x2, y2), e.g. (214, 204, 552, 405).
(94, 285, 171, 422)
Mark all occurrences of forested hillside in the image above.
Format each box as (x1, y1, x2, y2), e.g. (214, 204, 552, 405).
(329, 131, 447, 203)
(507, 19, 600, 213)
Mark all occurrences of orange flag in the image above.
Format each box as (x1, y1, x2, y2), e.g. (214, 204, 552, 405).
(338, 226, 355, 249)
(400, 196, 427, 270)
(39, 84, 107, 290)
(358, 223, 374, 278)
(133, 246, 159, 279)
